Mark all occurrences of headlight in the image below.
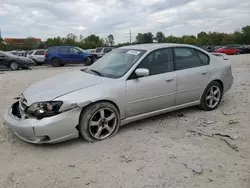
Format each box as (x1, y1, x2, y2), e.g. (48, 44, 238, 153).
(27, 101, 63, 118)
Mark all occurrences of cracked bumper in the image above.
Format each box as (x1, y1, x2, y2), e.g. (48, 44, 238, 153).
(3, 103, 81, 144)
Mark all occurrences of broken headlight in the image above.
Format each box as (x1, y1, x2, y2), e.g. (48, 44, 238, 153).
(27, 101, 63, 118)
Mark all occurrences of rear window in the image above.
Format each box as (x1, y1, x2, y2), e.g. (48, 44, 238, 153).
(48, 47, 57, 53)
(95, 48, 103, 53)
(196, 50, 209, 65)
(34, 50, 45, 55)
(59, 47, 69, 53)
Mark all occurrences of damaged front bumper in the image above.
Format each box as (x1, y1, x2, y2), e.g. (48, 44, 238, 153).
(4, 101, 81, 144)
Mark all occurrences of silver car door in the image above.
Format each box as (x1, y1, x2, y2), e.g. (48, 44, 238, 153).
(126, 48, 176, 117)
(173, 47, 210, 105)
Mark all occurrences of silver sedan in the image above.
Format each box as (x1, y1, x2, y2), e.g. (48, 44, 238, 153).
(4, 44, 233, 144)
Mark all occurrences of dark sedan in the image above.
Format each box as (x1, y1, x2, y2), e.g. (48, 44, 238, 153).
(0, 51, 32, 70)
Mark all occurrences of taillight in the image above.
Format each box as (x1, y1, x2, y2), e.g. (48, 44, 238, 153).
(45, 52, 48, 58)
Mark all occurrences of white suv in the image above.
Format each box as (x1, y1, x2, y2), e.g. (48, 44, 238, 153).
(27, 49, 45, 65)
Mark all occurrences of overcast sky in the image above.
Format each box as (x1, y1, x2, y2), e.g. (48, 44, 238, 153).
(0, 0, 249, 43)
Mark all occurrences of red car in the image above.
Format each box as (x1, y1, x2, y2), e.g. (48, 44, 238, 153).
(214, 47, 242, 55)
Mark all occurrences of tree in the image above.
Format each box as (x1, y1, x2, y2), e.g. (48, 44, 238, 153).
(242, 26, 250, 44)
(107, 34, 114, 46)
(136, 32, 154, 43)
(155, 31, 165, 43)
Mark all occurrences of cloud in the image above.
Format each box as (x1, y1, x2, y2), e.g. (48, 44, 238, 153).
(0, 0, 250, 43)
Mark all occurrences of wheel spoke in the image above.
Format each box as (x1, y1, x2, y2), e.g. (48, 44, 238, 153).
(106, 113, 115, 122)
(209, 88, 213, 96)
(100, 109, 105, 119)
(206, 95, 212, 100)
(213, 97, 219, 102)
(104, 124, 112, 133)
(213, 89, 220, 96)
(209, 98, 213, 106)
(95, 127, 103, 138)
(90, 121, 99, 127)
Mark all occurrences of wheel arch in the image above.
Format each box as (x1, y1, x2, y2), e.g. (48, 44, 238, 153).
(76, 99, 121, 131)
(200, 79, 224, 102)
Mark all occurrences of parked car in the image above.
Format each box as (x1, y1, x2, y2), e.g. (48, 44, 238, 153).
(0, 51, 33, 70)
(214, 47, 242, 55)
(225, 45, 250, 54)
(94, 47, 114, 58)
(45, 46, 97, 67)
(27, 49, 45, 65)
(3, 43, 233, 144)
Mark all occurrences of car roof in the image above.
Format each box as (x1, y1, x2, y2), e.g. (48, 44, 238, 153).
(49, 46, 76, 48)
(119, 43, 201, 51)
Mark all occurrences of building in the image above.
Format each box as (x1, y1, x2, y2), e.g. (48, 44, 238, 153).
(4, 38, 41, 49)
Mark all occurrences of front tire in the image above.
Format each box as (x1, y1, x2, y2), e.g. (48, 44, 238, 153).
(10, 61, 19, 70)
(79, 102, 120, 142)
(199, 81, 222, 111)
(51, 58, 61, 67)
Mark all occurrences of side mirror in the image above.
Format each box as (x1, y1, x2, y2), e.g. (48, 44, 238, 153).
(77, 51, 82, 54)
(135, 68, 149, 77)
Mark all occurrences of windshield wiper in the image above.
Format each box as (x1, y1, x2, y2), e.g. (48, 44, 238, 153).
(88, 69, 103, 76)
(80, 68, 103, 76)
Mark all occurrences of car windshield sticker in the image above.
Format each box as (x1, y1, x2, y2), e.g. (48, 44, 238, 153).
(127, 50, 141, 55)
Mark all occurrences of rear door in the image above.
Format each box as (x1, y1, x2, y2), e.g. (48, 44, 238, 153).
(58, 47, 70, 62)
(173, 47, 210, 105)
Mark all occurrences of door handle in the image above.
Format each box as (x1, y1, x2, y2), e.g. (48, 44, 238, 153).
(201, 72, 208, 75)
(165, 78, 174, 82)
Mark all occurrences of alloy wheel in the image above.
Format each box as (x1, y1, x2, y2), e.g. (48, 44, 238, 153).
(88, 108, 117, 140)
(10, 62, 18, 70)
(205, 85, 221, 108)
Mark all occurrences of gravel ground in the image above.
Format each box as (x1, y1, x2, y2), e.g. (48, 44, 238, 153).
(0, 56, 250, 188)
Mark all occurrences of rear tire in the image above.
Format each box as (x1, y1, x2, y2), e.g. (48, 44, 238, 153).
(79, 102, 120, 142)
(51, 58, 61, 67)
(199, 81, 222, 111)
(10, 61, 19, 70)
(83, 57, 92, 66)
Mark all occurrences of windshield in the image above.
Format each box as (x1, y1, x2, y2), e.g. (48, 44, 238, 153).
(0, 51, 18, 58)
(88, 49, 146, 78)
(75, 47, 87, 53)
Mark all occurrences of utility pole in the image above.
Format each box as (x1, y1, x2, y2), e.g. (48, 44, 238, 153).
(129, 30, 131, 43)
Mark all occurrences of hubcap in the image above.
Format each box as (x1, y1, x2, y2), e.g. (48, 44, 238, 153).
(88, 108, 117, 140)
(11, 63, 18, 70)
(206, 85, 221, 108)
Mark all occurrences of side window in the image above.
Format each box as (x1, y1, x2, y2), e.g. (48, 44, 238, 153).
(196, 50, 209, 65)
(137, 48, 173, 76)
(59, 47, 69, 53)
(70, 48, 81, 54)
(104, 48, 112, 53)
(34, 50, 45, 55)
(28, 50, 34, 55)
(173, 48, 203, 70)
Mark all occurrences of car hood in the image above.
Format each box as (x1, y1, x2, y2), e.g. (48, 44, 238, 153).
(23, 71, 102, 105)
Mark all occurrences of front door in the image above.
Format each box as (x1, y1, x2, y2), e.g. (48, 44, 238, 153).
(172, 47, 210, 105)
(69, 47, 84, 63)
(126, 48, 176, 117)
